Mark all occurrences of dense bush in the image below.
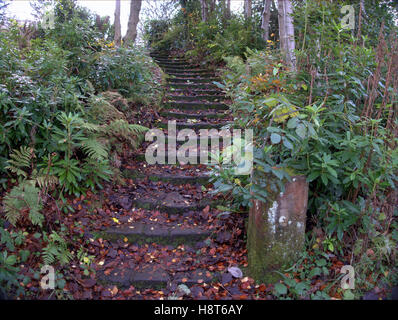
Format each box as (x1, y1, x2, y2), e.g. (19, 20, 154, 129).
(0, 1, 161, 297)
(212, 2, 397, 296)
(146, 3, 265, 65)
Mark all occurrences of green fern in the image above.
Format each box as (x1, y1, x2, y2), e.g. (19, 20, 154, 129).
(103, 119, 148, 149)
(34, 167, 59, 190)
(88, 96, 126, 123)
(42, 232, 73, 266)
(3, 181, 43, 226)
(80, 137, 109, 161)
(5, 146, 34, 178)
(6, 147, 59, 190)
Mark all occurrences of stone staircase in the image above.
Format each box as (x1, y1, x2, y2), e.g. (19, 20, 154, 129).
(95, 52, 233, 295)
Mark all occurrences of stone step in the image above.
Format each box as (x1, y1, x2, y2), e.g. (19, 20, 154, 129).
(158, 63, 200, 69)
(168, 78, 219, 84)
(97, 264, 218, 289)
(163, 101, 228, 111)
(164, 68, 210, 74)
(167, 84, 218, 90)
(154, 59, 189, 65)
(169, 89, 223, 95)
(159, 110, 227, 119)
(166, 95, 227, 102)
(151, 55, 186, 60)
(167, 72, 215, 78)
(130, 197, 211, 215)
(150, 53, 184, 59)
(157, 121, 232, 130)
(95, 222, 211, 246)
(122, 168, 211, 185)
(134, 151, 221, 165)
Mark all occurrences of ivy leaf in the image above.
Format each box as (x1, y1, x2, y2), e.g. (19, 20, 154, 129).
(296, 123, 307, 139)
(282, 137, 293, 149)
(287, 117, 298, 129)
(270, 133, 282, 144)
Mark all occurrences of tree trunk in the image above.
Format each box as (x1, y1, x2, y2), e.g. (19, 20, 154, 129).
(244, 0, 252, 20)
(209, 0, 216, 13)
(200, 0, 209, 22)
(261, 0, 272, 41)
(278, 0, 296, 71)
(114, 0, 121, 47)
(226, 0, 231, 19)
(124, 0, 142, 45)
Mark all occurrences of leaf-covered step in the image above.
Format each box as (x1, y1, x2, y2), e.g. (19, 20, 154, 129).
(97, 264, 217, 289)
(160, 110, 226, 119)
(157, 121, 232, 130)
(168, 78, 219, 83)
(134, 151, 219, 165)
(164, 68, 210, 74)
(122, 168, 211, 185)
(154, 59, 189, 64)
(166, 95, 227, 102)
(162, 135, 227, 148)
(167, 84, 219, 91)
(150, 53, 183, 59)
(131, 197, 211, 215)
(168, 89, 223, 96)
(151, 55, 185, 60)
(96, 222, 211, 246)
(158, 63, 200, 69)
(163, 101, 228, 111)
(166, 72, 215, 78)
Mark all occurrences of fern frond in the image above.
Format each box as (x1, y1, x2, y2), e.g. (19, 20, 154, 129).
(88, 96, 127, 123)
(5, 146, 35, 178)
(3, 181, 43, 226)
(34, 173, 59, 189)
(102, 119, 148, 150)
(80, 137, 109, 160)
(77, 120, 101, 133)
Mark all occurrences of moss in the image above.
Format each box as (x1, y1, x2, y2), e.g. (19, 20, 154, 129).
(121, 169, 210, 185)
(93, 230, 210, 247)
(247, 174, 307, 284)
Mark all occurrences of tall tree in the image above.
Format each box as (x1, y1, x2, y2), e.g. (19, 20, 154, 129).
(200, 0, 209, 22)
(278, 0, 296, 70)
(114, 0, 121, 46)
(261, 0, 272, 41)
(124, 0, 142, 45)
(244, 0, 252, 20)
(0, 0, 9, 23)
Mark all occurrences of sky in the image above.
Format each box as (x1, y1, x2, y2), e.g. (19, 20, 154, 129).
(6, 0, 244, 37)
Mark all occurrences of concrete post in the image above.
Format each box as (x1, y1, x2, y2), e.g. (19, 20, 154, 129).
(248, 175, 308, 282)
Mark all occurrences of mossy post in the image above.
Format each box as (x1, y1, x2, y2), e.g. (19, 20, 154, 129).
(248, 175, 308, 283)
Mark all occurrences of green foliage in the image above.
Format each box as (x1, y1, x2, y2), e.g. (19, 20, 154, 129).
(272, 248, 335, 300)
(214, 1, 398, 294)
(146, 4, 266, 65)
(144, 19, 171, 47)
(3, 181, 44, 227)
(186, 17, 265, 63)
(42, 231, 73, 266)
(90, 46, 162, 103)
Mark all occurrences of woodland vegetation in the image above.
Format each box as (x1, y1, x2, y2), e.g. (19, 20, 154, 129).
(0, 0, 397, 300)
